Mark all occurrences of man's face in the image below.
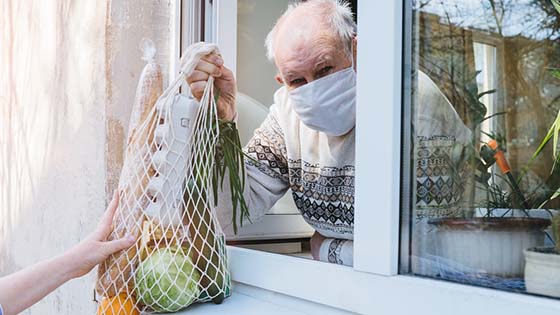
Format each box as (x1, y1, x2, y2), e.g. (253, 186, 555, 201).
(273, 13, 352, 91)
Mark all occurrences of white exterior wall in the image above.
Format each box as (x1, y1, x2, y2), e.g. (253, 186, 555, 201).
(0, 0, 170, 313)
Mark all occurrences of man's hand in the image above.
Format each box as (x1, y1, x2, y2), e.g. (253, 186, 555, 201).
(310, 231, 326, 261)
(66, 191, 135, 278)
(186, 53, 237, 121)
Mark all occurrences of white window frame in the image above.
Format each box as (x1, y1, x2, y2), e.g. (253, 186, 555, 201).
(173, 0, 560, 313)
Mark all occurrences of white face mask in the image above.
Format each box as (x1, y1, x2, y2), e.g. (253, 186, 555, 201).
(288, 66, 356, 136)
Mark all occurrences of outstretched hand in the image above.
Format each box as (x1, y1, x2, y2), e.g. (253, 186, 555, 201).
(0, 192, 137, 315)
(66, 191, 136, 278)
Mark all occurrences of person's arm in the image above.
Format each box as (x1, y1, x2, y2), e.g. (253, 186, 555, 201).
(310, 232, 354, 267)
(184, 52, 290, 231)
(0, 192, 135, 315)
(217, 108, 291, 233)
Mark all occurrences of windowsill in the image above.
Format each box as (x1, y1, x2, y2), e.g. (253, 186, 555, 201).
(179, 282, 354, 315)
(227, 246, 560, 315)
(178, 289, 309, 315)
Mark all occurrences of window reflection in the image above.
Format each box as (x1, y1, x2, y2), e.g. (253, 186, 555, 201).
(403, 0, 560, 297)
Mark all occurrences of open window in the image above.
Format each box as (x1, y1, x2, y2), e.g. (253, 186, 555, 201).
(170, 1, 560, 313)
(225, 0, 314, 252)
(180, 0, 358, 258)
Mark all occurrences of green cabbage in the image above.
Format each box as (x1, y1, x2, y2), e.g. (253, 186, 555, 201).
(134, 247, 200, 312)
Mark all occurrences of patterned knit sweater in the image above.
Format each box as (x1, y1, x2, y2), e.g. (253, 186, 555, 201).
(217, 86, 355, 266)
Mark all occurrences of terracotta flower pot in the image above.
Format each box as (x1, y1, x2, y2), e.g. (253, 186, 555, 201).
(524, 247, 560, 298)
(429, 217, 550, 277)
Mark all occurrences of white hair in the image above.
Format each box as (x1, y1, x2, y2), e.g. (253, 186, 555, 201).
(264, 0, 356, 63)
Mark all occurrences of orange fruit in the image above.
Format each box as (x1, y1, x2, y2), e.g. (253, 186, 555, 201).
(97, 294, 140, 315)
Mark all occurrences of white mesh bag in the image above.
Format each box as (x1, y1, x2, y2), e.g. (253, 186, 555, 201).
(96, 42, 232, 314)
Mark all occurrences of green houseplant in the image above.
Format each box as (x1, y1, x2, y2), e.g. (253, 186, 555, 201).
(429, 143, 552, 278)
(523, 0, 560, 297)
(428, 90, 552, 279)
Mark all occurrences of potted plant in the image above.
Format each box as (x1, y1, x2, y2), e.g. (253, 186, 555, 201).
(525, 215, 560, 297)
(425, 85, 555, 278)
(429, 171, 551, 278)
(522, 0, 560, 295)
(424, 36, 560, 276)
(429, 117, 552, 279)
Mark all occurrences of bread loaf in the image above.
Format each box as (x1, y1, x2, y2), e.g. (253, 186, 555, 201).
(96, 61, 163, 297)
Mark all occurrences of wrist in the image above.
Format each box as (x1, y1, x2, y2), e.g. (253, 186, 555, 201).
(220, 109, 237, 122)
(318, 238, 334, 262)
(229, 111, 238, 122)
(58, 246, 83, 280)
(318, 238, 352, 266)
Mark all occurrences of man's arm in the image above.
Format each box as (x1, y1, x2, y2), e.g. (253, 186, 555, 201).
(310, 232, 354, 267)
(0, 192, 135, 315)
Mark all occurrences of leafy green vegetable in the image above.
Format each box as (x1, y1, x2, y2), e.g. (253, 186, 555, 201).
(214, 120, 251, 234)
(197, 88, 251, 235)
(134, 247, 200, 312)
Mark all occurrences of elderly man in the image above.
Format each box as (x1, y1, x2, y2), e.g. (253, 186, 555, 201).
(187, 0, 356, 266)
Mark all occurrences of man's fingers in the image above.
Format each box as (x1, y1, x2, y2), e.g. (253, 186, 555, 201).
(202, 54, 224, 67)
(190, 80, 207, 100)
(104, 235, 136, 255)
(218, 66, 234, 82)
(196, 59, 222, 77)
(186, 70, 210, 85)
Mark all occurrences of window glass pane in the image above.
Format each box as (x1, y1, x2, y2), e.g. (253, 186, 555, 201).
(237, 0, 290, 106)
(401, 0, 560, 298)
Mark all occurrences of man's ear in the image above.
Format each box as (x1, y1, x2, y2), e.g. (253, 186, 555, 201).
(352, 36, 357, 69)
(275, 74, 284, 85)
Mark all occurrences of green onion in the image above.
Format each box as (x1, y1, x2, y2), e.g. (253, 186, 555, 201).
(214, 120, 251, 234)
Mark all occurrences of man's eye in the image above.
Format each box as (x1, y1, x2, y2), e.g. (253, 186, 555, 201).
(317, 66, 333, 77)
(290, 78, 306, 86)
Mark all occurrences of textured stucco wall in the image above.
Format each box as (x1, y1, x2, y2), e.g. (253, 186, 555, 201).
(105, 0, 171, 198)
(0, 0, 170, 314)
(0, 1, 108, 313)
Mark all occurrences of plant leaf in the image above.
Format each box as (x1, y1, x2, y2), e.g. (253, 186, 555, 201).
(215, 120, 252, 234)
(553, 0, 560, 14)
(479, 111, 507, 124)
(530, 121, 555, 162)
(554, 110, 560, 159)
(550, 68, 560, 80)
(477, 89, 496, 99)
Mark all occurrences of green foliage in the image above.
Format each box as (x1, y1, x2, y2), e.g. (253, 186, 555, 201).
(550, 68, 560, 80)
(463, 71, 493, 127)
(523, 66, 560, 208)
(214, 120, 251, 234)
(553, 0, 560, 13)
